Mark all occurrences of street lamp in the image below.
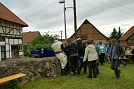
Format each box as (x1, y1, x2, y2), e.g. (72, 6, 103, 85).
(59, 0, 67, 40)
(59, 0, 77, 39)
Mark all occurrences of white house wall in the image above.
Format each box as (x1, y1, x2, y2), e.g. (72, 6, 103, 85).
(0, 42, 5, 45)
(18, 39, 22, 44)
(6, 44, 9, 50)
(19, 51, 23, 56)
(14, 39, 19, 45)
(14, 29, 18, 35)
(0, 27, 3, 33)
(5, 38, 8, 44)
(9, 39, 13, 45)
(6, 52, 9, 58)
(6, 28, 9, 34)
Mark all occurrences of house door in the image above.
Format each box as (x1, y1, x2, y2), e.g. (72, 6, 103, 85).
(11, 45, 19, 58)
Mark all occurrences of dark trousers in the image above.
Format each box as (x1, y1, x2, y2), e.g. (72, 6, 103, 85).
(88, 60, 96, 77)
(70, 56, 78, 75)
(99, 53, 105, 65)
(95, 63, 99, 74)
(77, 57, 88, 75)
(132, 55, 134, 63)
(111, 59, 121, 78)
(83, 60, 88, 73)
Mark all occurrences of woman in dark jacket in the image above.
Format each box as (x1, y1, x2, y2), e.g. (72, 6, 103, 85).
(69, 40, 79, 76)
(78, 41, 87, 74)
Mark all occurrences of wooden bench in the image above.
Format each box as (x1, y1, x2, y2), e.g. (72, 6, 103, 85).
(0, 73, 26, 89)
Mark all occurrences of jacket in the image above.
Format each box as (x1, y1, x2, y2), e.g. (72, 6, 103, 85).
(83, 44, 98, 62)
(69, 42, 78, 55)
(109, 44, 125, 60)
(97, 44, 106, 55)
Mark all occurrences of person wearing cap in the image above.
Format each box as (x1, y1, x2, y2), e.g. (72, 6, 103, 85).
(51, 37, 67, 76)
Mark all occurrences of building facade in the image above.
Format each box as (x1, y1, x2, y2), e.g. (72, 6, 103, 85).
(0, 2, 28, 60)
(119, 26, 134, 47)
(70, 19, 108, 44)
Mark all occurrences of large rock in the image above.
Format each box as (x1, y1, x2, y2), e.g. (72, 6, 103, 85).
(0, 57, 61, 89)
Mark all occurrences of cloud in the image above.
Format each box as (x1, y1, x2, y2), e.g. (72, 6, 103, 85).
(1, 0, 134, 38)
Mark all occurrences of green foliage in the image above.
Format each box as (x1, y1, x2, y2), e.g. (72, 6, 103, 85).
(110, 27, 123, 42)
(117, 27, 123, 41)
(23, 32, 58, 56)
(110, 27, 118, 39)
(21, 63, 134, 89)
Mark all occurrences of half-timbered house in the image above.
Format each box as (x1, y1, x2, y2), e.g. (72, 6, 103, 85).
(70, 19, 108, 44)
(0, 2, 28, 60)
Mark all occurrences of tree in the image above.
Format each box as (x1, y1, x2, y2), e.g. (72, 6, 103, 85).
(31, 33, 54, 49)
(110, 27, 117, 39)
(23, 32, 60, 56)
(110, 27, 123, 43)
(117, 27, 123, 40)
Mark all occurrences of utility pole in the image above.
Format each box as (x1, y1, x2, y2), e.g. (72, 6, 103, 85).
(59, 0, 67, 40)
(73, 0, 77, 39)
(60, 31, 62, 41)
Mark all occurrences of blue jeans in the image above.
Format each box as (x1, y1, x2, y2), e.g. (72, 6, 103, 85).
(120, 60, 126, 65)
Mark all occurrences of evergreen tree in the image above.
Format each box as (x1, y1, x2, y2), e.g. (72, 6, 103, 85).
(110, 27, 118, 39)
(110, 27, 123, 43)
(117, 27, 123, 39)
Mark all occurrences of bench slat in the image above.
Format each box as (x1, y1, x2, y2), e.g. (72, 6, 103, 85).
(0, 73, 26, 84)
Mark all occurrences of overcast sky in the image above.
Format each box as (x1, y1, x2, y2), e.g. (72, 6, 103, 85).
(1, 0, 134, 38)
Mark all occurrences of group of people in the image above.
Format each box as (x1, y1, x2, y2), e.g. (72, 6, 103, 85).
(51, 37, 132, 79)
(125, 46, 134, 63)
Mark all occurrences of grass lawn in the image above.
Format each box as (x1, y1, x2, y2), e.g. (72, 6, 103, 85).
(21, 62, 134, 89)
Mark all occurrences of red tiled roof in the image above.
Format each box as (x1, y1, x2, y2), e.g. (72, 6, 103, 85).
(119, 26, 134, 40)
(23, 31, 39, 43)
(0, 2, 28, 27)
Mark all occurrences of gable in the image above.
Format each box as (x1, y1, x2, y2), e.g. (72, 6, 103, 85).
(70, 19, 107, 41)
(78, 24, 107, 40)
(0, 2, 28, 27)
(119, 26, 134, 40)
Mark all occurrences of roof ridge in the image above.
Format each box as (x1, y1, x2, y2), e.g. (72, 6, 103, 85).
(0, 2, 28, 27)
(23, 31, 39, 33)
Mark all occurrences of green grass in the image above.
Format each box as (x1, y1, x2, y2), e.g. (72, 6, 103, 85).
(21, 62, 134, 89)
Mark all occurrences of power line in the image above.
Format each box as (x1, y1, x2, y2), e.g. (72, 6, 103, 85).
(20, 3, 59, 21)
(109, 0, 134, 12)
(21, 0, 71, 18)
(78, 0, 132, 19)
(93, 0, 134, 17)
(20, 0, 50, 17)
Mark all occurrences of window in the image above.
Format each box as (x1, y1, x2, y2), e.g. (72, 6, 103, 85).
(81, 35, 87, 40)
(19, 45, 23, 51)
(0, 36, 4, 41)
